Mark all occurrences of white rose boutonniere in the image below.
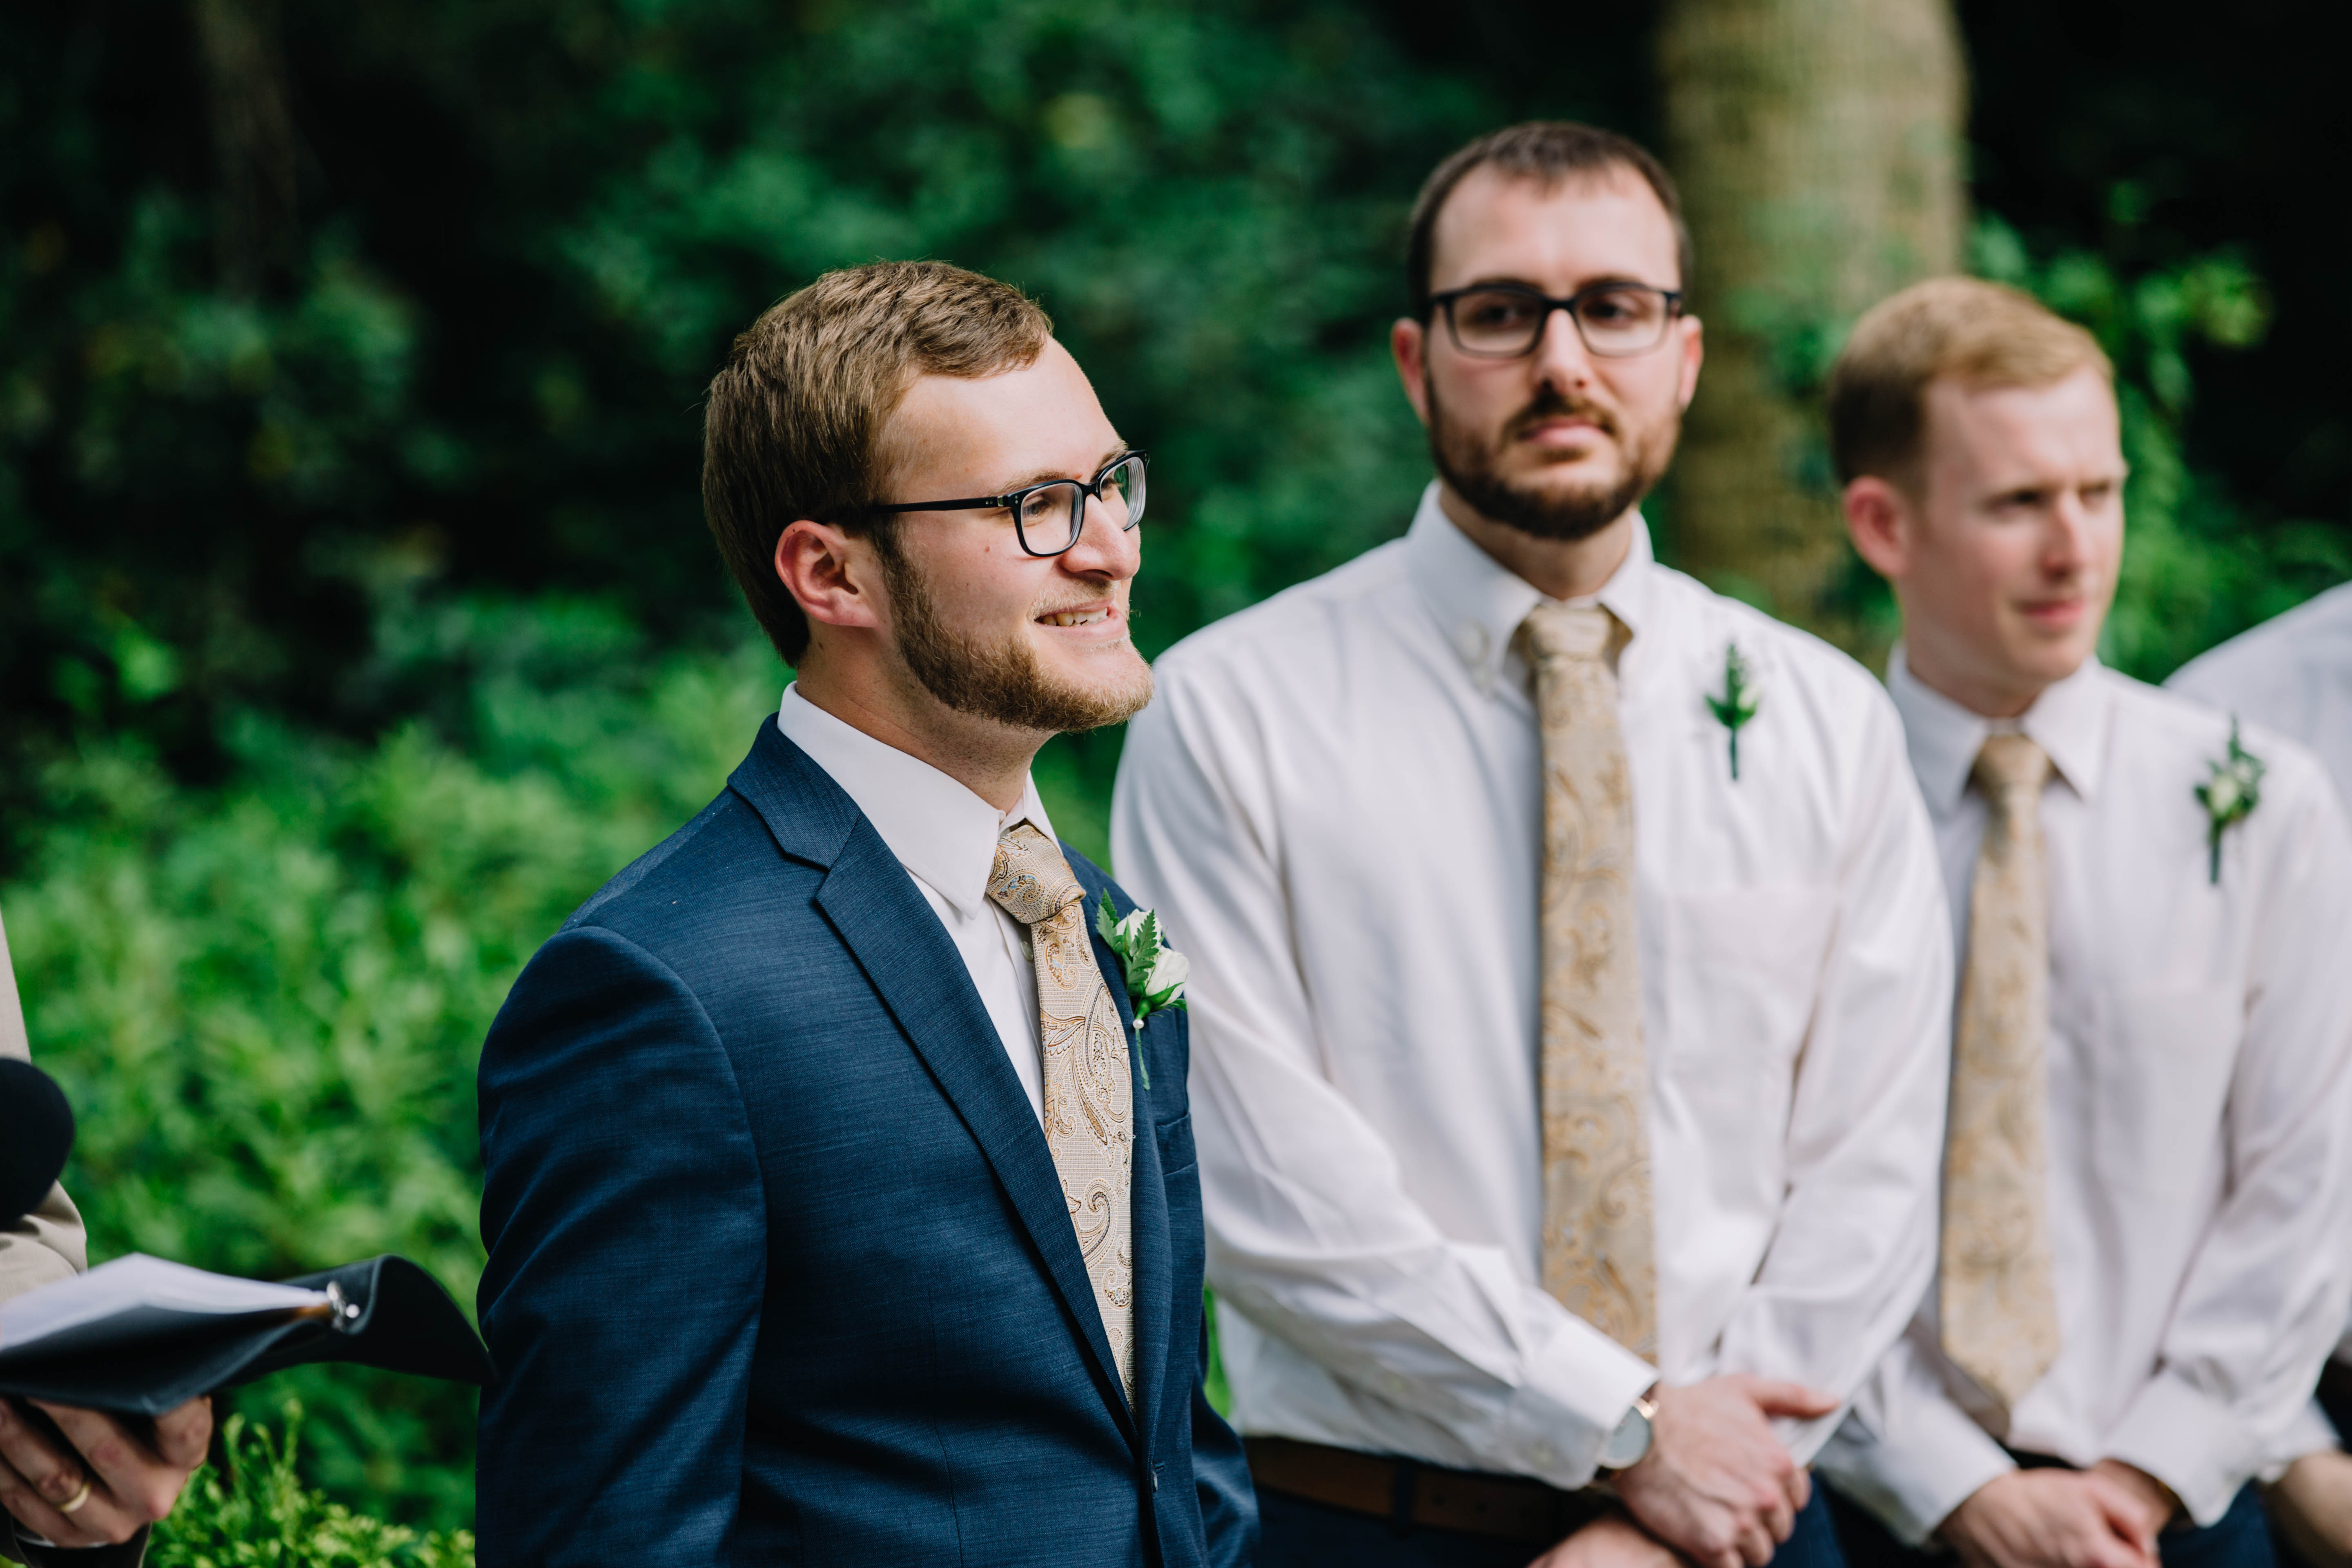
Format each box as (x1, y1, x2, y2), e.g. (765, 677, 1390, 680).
(1706, 641, 1760, 782)
(1095, 892, 1190, 1089)
(2195, 717, 2266, 885)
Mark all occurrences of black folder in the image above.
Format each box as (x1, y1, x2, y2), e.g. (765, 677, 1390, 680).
(0, 1254, 493, 1417)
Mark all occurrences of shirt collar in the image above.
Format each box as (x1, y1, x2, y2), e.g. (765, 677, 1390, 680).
(775, 684, 1056, 920)
(1401, 481, 1656, 696)
(1886, 646, 2113, 812)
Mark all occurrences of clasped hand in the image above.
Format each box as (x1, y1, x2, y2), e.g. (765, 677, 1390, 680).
(1940, 1461, 2178, 1568)
(0, 1394, 212, 1549)
(1608, 1375, 1842, 1568)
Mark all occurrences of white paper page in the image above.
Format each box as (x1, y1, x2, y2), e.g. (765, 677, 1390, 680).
(0, 1254, 328, 1352)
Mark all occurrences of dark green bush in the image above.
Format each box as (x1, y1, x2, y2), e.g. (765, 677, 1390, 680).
(150, 1404, 473, 1568)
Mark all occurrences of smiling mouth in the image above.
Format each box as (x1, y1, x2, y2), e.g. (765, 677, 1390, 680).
(1038, 607, 1113, 628)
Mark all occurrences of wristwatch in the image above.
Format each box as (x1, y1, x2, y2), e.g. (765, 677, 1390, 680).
(1597, 1390, 1659, 1474)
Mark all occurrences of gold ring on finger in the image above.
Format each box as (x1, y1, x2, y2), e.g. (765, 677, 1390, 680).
(57, 1476, 94, 1515)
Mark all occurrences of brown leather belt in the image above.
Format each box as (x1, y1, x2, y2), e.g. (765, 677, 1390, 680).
(1245, 1435, 1614, 1546)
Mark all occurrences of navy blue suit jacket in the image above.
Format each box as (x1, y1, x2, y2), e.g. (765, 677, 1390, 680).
(475, 720, 1255, 1566)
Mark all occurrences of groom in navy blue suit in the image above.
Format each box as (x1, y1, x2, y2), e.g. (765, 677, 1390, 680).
(474, 261, 1254, 1567)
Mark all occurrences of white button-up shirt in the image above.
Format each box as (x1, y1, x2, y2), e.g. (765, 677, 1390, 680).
(2169, 582, 2352, 1457)
(1820, 652, 2352, 1539)
(2170, 582, 2352, 816)
(776, 685, 1052, 1120)
(1110, 485, 1955, 1490)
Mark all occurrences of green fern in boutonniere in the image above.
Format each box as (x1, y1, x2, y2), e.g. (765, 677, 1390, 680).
(1706, 642, 1760, 781)
(2195, 717, 2266, 885)
(1096, 892, 1190, 1088)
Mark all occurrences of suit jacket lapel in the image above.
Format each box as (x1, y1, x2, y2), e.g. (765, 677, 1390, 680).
(728, 723, 1138, 1443)
(1078, 860, 1173, 1443)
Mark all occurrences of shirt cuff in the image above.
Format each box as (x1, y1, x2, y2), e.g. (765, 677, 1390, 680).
(1818, 1400, 2016, 1545)
(2103, 1373, 2263, 1527)
(2260, 1400, 2340, 1484)
(1492, 1325, 1658, 1490)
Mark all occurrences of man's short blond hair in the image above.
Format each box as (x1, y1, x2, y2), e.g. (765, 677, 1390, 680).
(703, 261, 1054, 664)
(1828, 276, 2112, 489)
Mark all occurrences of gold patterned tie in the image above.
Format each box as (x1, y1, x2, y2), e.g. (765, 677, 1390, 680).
(1940, 733, 2061, 1418)
(1519, 603, 1657, 1359)
(987, 823, 1137, 1401)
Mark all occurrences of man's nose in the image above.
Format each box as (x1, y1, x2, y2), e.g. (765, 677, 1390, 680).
(1061, 490, 1140, 579)
(1527, 305, 1596, 393)
(2045, 492, 2094, 572)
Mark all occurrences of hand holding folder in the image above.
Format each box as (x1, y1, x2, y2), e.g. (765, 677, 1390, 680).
(0, 1253, 492, 1416)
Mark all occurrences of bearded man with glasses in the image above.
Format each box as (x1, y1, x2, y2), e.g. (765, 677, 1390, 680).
(1114, 121, 1956, 1568)
(474, 261, 1252, 1568)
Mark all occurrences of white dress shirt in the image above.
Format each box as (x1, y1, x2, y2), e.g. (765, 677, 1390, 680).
(2169, 582, 2352, 1458)
(1110, 485, 1955, 1490)
(776, 685, 1051, 1120)
(1820, 652, 2352, 1540)
(2170, 582, 2352, 816)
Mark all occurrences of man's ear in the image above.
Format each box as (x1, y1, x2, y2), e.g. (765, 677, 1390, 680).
(1844, 475, 1914, 583)
(1675, 313, 1704, 412)
(1391, 316, 1432, 428)
(774, 520, 886, 637)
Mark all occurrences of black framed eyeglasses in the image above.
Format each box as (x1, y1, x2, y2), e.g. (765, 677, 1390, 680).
(1428, 282, 1684, 359)
(871, 451, 1149, 558)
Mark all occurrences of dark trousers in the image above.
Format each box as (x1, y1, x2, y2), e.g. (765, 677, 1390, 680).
(1258, 1481, 1848, 1568)
(1826, 1477, 2276, 1568)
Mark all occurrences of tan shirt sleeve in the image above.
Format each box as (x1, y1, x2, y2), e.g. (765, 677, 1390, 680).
(0, 905, 89, 1307)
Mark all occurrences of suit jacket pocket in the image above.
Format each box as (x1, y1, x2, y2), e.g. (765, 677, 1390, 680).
(1155, 1111, 1198, 1179)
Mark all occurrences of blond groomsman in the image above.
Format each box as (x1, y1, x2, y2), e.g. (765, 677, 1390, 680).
(1114, 120, 1956, 1568)
(1817, 278, 2352, 1568)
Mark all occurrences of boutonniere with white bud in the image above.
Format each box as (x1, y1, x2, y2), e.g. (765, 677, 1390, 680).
(2194, 718, 2266, 885)
(1096, 893, 1190, 1088)
(1706, 642, 1760, 782)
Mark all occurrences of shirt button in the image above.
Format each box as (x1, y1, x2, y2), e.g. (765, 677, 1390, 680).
(1532, 1442, 1555, 1468)
(1453, 620, 1490, 666)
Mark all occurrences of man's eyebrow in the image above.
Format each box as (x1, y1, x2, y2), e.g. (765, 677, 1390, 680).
(1448, 274, 1666, 295)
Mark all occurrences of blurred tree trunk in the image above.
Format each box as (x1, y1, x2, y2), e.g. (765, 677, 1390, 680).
(1657, 0, 1967, 648)
(192, 0, 297, 295)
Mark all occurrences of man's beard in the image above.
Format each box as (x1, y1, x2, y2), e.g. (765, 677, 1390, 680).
(877, 535, 1154, 734)
(1427, 379, 1677, 542)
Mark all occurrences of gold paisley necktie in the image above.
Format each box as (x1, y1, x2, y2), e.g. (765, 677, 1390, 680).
(987, 823, 1136, 1401)
(1940, 733, 2061, 1419)
(1518, 602, 1657, 1359)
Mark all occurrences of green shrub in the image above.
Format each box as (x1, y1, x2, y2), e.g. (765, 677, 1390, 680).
(3, 603, 785, 1526)
(151, 1404, 474, 1568)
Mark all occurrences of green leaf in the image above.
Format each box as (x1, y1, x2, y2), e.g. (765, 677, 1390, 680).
(1130, 909, 1163, 975)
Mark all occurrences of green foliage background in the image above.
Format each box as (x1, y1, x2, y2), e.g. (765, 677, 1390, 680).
(151, 1405, 475, 1567)
(2, 0, 2342, 1539)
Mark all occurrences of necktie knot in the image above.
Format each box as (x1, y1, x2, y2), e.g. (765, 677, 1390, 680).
(989, 822, 1083, 927)
(1972, 733, 2051, 821)
(1517, 602, 1617, 666)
